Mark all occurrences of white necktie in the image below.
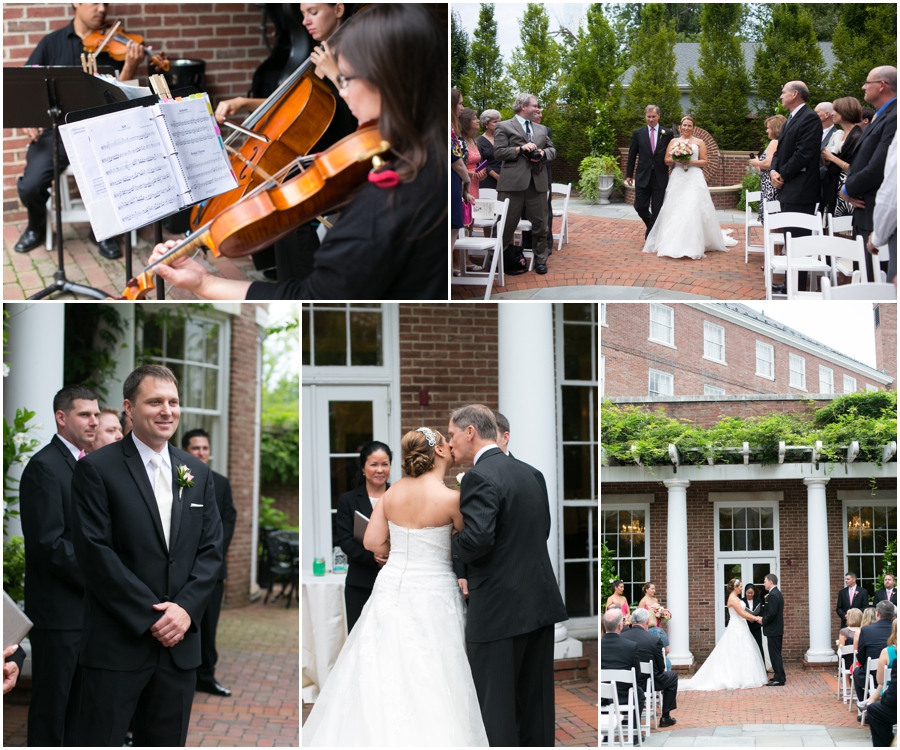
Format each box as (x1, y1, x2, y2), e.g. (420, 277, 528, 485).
(150, 454, 173, 549)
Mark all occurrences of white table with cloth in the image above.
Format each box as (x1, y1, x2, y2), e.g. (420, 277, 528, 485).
(302, 571, 348, 703)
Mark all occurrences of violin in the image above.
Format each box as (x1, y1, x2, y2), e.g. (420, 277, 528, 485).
(82, 24, 170, 72)
(119, 125, 390, 300)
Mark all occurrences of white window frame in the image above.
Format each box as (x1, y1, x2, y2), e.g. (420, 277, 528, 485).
(600, 302, 608, 327)
(703, 321, 726, 364)
(866, 384, 879, 392)
(843, 375, 857, 394)
(704, 384, 726, 396)
(819, 366, 834, 394)
(789, 353, 806, 391)
(648, 369, 674, 396)
(648, 304, 675, 348)
(756, 341, 775, 380)
(841, 496, 897, 603)
(600, 354, 605, 397)
(601, 501, 651, 612)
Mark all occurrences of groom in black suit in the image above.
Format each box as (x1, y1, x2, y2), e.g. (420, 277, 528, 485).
(72, 364, 223, 746)
(448, 404, 568, 747)
(626, 105, 674, 238)
(759, 573, 786, 686)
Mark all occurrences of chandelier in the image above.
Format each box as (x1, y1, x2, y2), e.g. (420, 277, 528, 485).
(621, 519, 645, 543)
(847, 515, 872, 539)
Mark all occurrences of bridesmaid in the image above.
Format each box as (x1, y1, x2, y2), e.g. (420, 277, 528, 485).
(639, 582, 671, 669)
(605, 580, 630, 617)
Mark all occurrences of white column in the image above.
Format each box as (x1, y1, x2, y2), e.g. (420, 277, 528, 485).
(804, 477, 837, 663)
(664, 478, 693, 666)
(497, 304, 577, 654)
(3, 303, 66, 539)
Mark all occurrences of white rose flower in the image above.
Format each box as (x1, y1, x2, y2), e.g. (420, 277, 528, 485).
(456, 472, 466, 485)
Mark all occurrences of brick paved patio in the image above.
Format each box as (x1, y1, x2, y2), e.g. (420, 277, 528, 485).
(3, 598, 299, 747)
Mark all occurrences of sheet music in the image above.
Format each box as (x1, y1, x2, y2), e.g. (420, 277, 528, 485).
(157, 95, 237, 205)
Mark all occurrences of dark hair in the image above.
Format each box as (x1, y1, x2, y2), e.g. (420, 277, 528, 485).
(123, 364, 178, 403)
(53, 385, 98, 413)
(400, 429, 443, 478)
(182, 428, 210, 450)
(744, 584, 756, 596)
(612, 579, 624, 590)
(451, 88, 462, 133)
(360, 441, 392, 467)
(765, 573, 778, 586)
(459, 107, 479, 140)
(845, 572, 858, 581)
(642, 582, 655, 594)
(450, 404, 498, 441)
(726, 578, 742, 595)
(862, 106, 876, 122)
(331, 4, 444, 185)
(833, 96, 862, 125)
(494, 411, 510, 435)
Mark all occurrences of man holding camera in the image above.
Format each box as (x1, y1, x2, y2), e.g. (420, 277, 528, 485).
(493, 93, 556, 275)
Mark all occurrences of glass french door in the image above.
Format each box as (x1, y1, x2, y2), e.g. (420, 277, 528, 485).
(716, 557, 777, 639)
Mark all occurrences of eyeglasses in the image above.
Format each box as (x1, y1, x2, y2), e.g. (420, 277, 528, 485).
(336, 74, 359, 89)
(862, 80, 885, 88)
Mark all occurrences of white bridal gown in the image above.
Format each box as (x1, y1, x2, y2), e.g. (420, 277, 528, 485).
(303, 522, 489, 746)
(642, 143, 736, 259)
(679, 603, 769, 691)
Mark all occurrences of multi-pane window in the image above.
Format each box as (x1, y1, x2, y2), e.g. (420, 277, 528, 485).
(301, 304, 384, 367)
(649, 369, 674, 396)
(845, 504, 896, 603)
(719, 506, 776, 552)
(789, 353, 806, 390)
(649, 304, 674, 346)
(819, 366, 834, 394)
(844, 375, 857, 393)
(704, 384, 726, 396)
(602, 507, 648, 607)
(756, 342, 774, 379)
(703, 321, 725, 363)
(866, 384, 879, 392)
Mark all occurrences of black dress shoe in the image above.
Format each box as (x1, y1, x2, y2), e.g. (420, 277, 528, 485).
(659, 716, 677, 727)
(14, 227, 45, 253)
(535, 263, 548, 275)
(196, 679, 231, 697)
(766, 680, 785, 686)
(98, 237, 122, 259)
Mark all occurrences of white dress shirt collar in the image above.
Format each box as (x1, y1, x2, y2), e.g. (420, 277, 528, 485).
(474, 443, 500, 465)
(56, 433, 82, 461)
(132, 432, 171, 484)
(790, 102, 807, 119)
(515, 114, 532, 130)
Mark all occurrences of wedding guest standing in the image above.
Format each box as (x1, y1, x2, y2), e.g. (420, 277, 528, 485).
(477, 110, 502, 190)
(837, 572, 869, 629)
(820, 97, 864, 217)
(336, 441, 392, 631)
(749, 115, 786, 223)
(605, 580, 630, 617)
(460, 108, 485, 200)
(743, 584, 765, 660)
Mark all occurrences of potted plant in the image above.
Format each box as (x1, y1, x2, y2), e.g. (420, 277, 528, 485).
(577, 155, 623, 205)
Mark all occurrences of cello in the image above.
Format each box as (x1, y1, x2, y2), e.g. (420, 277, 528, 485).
(120, 125, 390, 300)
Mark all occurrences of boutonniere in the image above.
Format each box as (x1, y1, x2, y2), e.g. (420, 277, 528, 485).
(176, 465, 195, 499)
(660, 129, 666, 135)
(456, 472, 465, 489)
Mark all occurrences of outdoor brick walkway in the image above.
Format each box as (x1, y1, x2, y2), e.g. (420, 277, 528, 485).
(3, 218, 258, 301)
(3, 598, 299, 747)
(452, 213, 767, 300)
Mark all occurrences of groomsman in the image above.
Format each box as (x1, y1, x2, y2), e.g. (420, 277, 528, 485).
(20, 385, 98, 746)
(873, 574, 897, 606)
(836, 572, 869, 629)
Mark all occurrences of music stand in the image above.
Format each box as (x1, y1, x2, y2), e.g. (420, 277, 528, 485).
(4, 67, 125, 300)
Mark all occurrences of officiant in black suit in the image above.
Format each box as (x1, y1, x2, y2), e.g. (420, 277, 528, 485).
(770, 80, 822, 293)
(837, 572, 869, 628)
(336, 441, 393, 631)
(626, 105, 674, 238)
(72, 365, 223, 747)
(759, 573, 785, 686)
(448, 405, 568, 748)
(742, 584, 765, 660)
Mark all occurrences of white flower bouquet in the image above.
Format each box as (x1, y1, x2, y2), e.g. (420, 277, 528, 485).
(670, 139, 694, 171)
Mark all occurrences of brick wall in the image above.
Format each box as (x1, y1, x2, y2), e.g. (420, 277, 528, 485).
(3, 3, 274, 218)
(874, 303, 897, 386)
(603, 476, 898, 665)
(261, 479, 300, 527)
(224, 303, 265, 609)
(601, 303, 887, 399)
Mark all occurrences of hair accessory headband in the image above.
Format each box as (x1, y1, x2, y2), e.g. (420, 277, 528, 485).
(416, 427, 437, 447)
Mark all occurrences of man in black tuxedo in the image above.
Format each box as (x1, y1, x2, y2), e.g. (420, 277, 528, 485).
(837, 572, 869, 628)
(843, 65, 898, 283)
(621, 608, 678, 726)
(758, 573, 785, 685)
(770, 80, 822, 293)
(626, 105, 674, 239)
(873, 574, 897, 606)
(19, 385, 99, 746)
(600, 609, 644, 716)
(866, 660, 897, 747)
(493, 410, 550, 509)
(448, 404, 567, 747)
(72, 365, 223, 747)
(183, 428, 237, 698)
(852, 600, 896, 703)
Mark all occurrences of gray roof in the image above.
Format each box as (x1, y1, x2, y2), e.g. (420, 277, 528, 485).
(623, 42, 835, 88)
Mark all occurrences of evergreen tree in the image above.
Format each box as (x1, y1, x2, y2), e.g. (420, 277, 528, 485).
(829, 4, 898, 102)
(507, 3, 562, 115)
(623, 3, 682, 130)
(451, 10, 469, 92)
(687, 3, 755, 149)
(461, 3, 511, 114)
(752, 4, 827, 114)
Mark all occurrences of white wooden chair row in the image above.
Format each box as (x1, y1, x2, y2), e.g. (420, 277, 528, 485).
(601, 660, 664, 746)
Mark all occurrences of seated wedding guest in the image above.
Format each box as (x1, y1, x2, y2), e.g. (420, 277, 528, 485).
(149, 4, 445, 301)
(743, 583, 765, 660)
(477, 110, 502, 190)
(866, 660, 896, 747)
(820, 96, 864, 217)
(89, 407, 124, 451)
(622, 607, 678, 727)
(600, 608, 644, 717)
(840, 608, 864, 672)
(872, 619, 897, 699)
(838, 572, 869, 629)
(336, 441, 392, 631)
(460, 108, 485, 201)
(638, 582, 671, 668)
(853, 601, 896, 704)
(874, 574, 897, 606)
(748, 115, 786, 223)
(861, 606, 878, 627)
(605, 580, 630, 616)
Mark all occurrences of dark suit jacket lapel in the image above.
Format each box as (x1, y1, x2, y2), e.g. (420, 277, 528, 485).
(168, 448, 183, 551)
(122, 433, 169, 551)
(50, 434, 77, 473)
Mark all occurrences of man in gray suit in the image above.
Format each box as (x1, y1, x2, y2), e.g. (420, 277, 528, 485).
(494, 93, 557, 275)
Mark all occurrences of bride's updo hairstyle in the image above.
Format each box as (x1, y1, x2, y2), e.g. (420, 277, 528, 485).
(681, 114, 695, 126)
(725, 578, 741, 595)
(400, 428, 445, 478)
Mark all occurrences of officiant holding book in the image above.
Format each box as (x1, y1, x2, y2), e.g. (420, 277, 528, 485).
(335, 441, 392, 631)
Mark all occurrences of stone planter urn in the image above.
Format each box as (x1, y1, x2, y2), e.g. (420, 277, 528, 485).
(597, 174, 615, 204)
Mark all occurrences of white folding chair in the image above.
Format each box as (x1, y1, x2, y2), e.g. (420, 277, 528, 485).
(472, 198, 500, 238)
(821, 277, 896, 300)
(480, 188, 498, 202)
(785, 233, 867, 298)
(744, 190, 763, 262)
(551, 182, 572, 253)
(451, 198, 509, 300)
(600, 682, 626, 746)
(763, 211, 825, 299)
(837, 644, 854, 707)
(639, 661, 659, 732)
(827, 213, 859, 282)
(600, 668, 642, 746)
(515, 219, 535, 271)
(860, 656, 879, 726)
